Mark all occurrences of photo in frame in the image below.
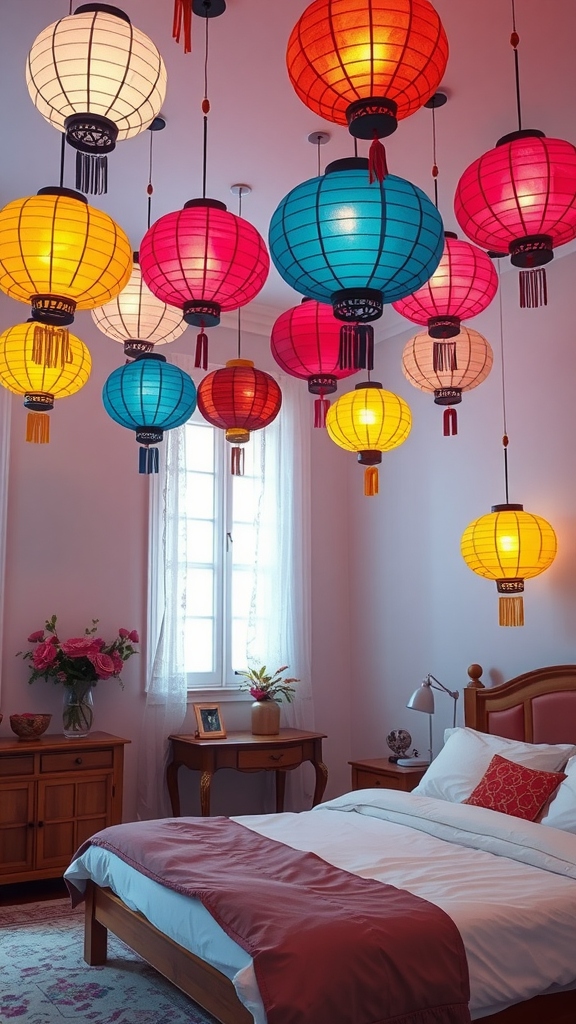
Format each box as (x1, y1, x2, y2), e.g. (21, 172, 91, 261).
(193, 703, 226, 739)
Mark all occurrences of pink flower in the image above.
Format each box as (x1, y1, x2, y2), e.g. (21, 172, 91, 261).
(250, 687, 271, 701)
(129, 630, 139, 643)
(92, 637, 106, 650)
(61, 637, 102, 658)
(32, 642, 58, 671)
(46, 634, 59, 645)
(111, 651, 123, 675)
(118, 628, 129, 638)
(27, 630, 44, 642)
(88, 652, 115, 679)
(57, 672, 67, 682)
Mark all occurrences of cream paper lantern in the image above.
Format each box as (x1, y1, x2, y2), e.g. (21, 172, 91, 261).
(92, 257, 187, 357)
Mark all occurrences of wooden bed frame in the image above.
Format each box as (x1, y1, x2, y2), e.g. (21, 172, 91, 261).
(84, 664, 576, 1024)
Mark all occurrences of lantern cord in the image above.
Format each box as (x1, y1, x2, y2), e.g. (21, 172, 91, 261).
(431, 103, 439, 209)
(497, 261, 510, 504)
(353, 137, 358, 158)
(236, 186, 244, 360)
(317, 138, 321, 177)
(201, 14, 210, 199)
(59, 132, 66, 188)
(510, 0, 522, 132)
(147, 129, 154, 230)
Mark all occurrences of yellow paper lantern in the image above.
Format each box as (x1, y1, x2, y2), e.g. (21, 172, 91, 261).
(92, 258, 186, 357)
(26, 5, 167, 194)
(0, 322, 91, 443)
(461, 503, 557, 626)
(326, 381, 411, 495)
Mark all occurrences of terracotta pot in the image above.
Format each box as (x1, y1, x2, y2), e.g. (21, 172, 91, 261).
(251, 699, 281, 736)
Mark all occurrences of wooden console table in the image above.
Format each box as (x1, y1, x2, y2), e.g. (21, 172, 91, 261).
(167, 729, 328, 817)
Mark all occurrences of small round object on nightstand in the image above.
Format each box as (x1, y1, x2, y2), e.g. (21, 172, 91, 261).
(386, 729, 412, 758)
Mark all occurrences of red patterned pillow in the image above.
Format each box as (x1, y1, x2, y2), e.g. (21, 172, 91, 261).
(464, 754, 566, 821)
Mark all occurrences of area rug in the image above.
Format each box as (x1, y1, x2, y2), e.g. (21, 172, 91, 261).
(0, 898, 220, 1023)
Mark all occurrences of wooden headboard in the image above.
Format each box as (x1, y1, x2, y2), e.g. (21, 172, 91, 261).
(464, 663, 576, 745)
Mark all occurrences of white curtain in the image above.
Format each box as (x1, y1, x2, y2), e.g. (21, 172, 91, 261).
(0, 389, 10, 703)
(247, 374, 314, 809)
(137, 422, 189, 820)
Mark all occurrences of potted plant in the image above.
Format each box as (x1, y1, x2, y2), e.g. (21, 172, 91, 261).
(237, 664, 299, 735)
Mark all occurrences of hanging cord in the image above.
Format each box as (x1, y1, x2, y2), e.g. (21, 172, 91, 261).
(236, 186, 244, 359)
(431, 103, 439, 209)
(146, 129, 154, 230)
(59, 133, 66, 188)
(510, 0, 522, 132)
(317, 137, 321, 177)
(497, 262, 510, 503)
(202, 14, 210, 199)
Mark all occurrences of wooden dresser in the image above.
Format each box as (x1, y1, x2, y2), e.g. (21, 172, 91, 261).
(0, 731, 129, 884)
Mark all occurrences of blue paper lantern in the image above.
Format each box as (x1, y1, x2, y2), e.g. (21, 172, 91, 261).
(269, 157, 444, 369)
(102, 352, 197, 473)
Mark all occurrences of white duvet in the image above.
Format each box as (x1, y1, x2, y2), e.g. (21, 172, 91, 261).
(64, 790, 576, 1022)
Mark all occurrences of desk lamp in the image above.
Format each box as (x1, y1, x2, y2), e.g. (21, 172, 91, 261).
(400, 674, 459, 766)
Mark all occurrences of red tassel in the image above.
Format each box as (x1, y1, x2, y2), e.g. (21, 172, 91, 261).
(443, 407, 458, 437)
(173, 0, 192, 53)
(368, 133, 388, 184)
(231, 446, 245, 476)
(194, 331, 208, 370)
(519, 268, 548, 308)
(314, 396, 330, 428)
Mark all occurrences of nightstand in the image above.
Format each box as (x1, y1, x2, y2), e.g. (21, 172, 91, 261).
(349, 757, 427, 793)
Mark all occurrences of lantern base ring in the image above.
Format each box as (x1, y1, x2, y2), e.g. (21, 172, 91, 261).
(491, 503, 524, 512)
(308, 374, 337, 396)
(136, 426, 164, 444)
(31, 295, 76, 327)
(428, 315, 461, 339)
(357, 450, 382, 466)
(226, 428, 250, 445)
(65, 113, 118, 154)
(509, 235, 553, 269)
(124, 340, 155, 358)
(434, 387, 462, 406)
(346, 97, 398, 140)
(497, 579, 524, 594)
(24, 392, 54, 412)
(332, 288, 383, 323)
(183, 300, 221, 327)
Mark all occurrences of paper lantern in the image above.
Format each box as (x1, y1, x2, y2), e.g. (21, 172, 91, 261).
(140, 199, 269, 368)
(92, 256, 186, 357)
(455, 131, 576, 307)
(461, 504, 557, 627)
(402, 326, 493, 436)
(270, 299, 357, 426)
(0, 187, 132, 367)
(197, 359, 282, 475)
(392, 234, 498, 338)
(269, 157, 444, 370)
(287, 0, 448, 140)
(325, 381, 411, 495)
(26, 4, 166, 194)
(102, 352, 197, 473)
(0, 322, 91, 444)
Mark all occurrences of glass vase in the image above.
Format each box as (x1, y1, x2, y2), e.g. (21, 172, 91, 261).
(62, 683, 94, 738)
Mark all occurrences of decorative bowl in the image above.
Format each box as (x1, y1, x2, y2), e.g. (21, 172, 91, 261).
(10, 713, 52, 740)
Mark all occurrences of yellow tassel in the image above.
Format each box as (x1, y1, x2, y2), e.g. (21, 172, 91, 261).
(26, 412, 50, 444)
(32, 325, 70, 367)
(364, 466, 379, 496)
(499, 595, 524, 627)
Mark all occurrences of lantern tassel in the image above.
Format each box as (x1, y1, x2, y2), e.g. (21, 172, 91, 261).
(75, 151, 108, 196)
(32, 325, 70, 368)
(139, 446, 159, 474)
(443, 407, 458, 437)
(314, 395, 330, 428)
(26, 411, 50, 444)
(499, 595, 524, 627)
(231, 446, 245, 476)
(194, 330, 209, 370)
(338, 324, 374, 370)
(519, 268, 548, 308)
(173, 0, 192, 53)
(433, 341, 458, 372)
(368, 133, 388, 185)
(364, 466, 379, 497)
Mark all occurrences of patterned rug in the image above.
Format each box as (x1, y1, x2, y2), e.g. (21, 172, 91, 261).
(0, 898, 220, 1023)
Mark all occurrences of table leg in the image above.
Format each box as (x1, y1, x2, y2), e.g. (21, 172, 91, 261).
(312, 760, 328, 806)
(166, 760, 181, 817)
(275, 770, 286, 813)
(200, 770, 213, 817)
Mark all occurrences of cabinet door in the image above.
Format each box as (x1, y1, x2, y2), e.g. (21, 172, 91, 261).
(36, 773, 112, 869)
(0, 780, 35, 874)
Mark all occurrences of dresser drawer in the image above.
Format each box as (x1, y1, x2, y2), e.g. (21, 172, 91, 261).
(238, 746, 303, 770)
(355, 769, 397, 790)
(0, 756, 35, 777)
(40, 749, 114, 774)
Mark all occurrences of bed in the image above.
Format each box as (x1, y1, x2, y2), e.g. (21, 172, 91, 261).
(65, 664, 576, 1024)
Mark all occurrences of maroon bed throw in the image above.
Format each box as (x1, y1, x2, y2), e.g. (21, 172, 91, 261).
(70, 817, 471, 1024)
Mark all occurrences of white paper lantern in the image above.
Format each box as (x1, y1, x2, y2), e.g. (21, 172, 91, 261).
(92, 259, 187, 357)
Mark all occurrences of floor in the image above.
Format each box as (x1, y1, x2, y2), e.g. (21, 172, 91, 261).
(0, 876, 68, 906)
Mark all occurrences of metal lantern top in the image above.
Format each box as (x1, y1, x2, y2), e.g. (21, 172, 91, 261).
(0, 321, 91, 399)
(92, 257, 187, 355)
(287, 0, 448, 139)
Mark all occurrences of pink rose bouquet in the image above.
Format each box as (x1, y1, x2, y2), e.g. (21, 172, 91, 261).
(18, 615, 139, 690)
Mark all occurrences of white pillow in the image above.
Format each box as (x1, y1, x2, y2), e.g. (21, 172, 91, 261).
(412, 726, 575, 804)
(540, 755, 576, 832)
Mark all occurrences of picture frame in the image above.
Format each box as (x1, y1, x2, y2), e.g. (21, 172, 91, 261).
(193, 703, 226, 740)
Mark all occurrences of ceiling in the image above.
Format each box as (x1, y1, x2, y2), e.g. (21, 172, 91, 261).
(1, 0, 576, 338)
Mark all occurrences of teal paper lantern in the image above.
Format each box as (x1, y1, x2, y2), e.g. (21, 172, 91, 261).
(269, 157, 444, 369)
(102, 352, 197, 473)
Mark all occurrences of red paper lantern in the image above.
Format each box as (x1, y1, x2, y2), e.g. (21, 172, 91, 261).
(287, 0, 448, 141)
(197, 359, 282, 475)
(392, 234, 498, 338)
(139, 199, 269, 367)
(454, 131, 576, 307)
(270, 299, 357, 426)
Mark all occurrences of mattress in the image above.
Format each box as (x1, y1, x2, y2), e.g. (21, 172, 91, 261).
(64, 789, 576, 1022)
